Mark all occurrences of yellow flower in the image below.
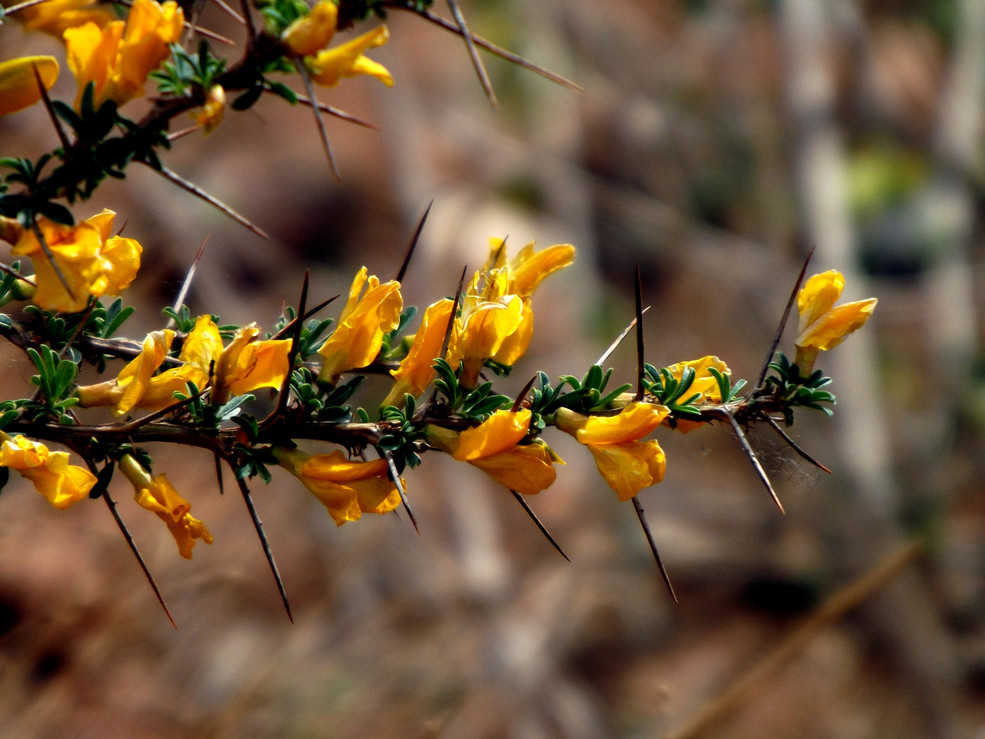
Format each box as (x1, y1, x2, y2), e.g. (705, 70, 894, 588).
(556, 402, 670, 501)
(213, 323, 292, 405)
(120, 454, 212, 559)
(9, 209, 141, 313)
(64, 0, 183, 108)
(77, 315, 221, 415)
(382, 298, 454, 408)
(78, 316, 291, 413)
(10, 0, 115, 39)
(282, 0, 338, 56)
(795, 270, 877, 374)
(318, 267, 402, 384)
(0, 434, 96, 509)
(426, 409, 562, 495)
(483, 239, 575, 366)
(0, 56, 59, 116)
(447, 240, 575, 387)
(305, 25, 393, 88)
(273, 447, 402, 526)
(192, 84, 225, 134)
(447, 269, 524, 388)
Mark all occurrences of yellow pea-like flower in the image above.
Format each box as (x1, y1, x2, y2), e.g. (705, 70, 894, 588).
(11, 0, 115, 39)
(9, 209, 141, 313)
(64, 0, 183, 108)
(214, 323, 292, 405)
(282, 0, 338, 56)
(795, 271, 877, 374)
(273, 447, 402, 527)
(556, 402, 670, 501)
(0, 434, 96, 509)
(305, 25, 393, 88)
(0, 56, 59, 116)
(318, 267, 403, 384)
(427, 409, 562, 495)
(120, 454, 212, 559)
(382, 298, 455, 408)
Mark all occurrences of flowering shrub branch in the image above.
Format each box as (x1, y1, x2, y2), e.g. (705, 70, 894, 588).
(0, 0, 877, 622)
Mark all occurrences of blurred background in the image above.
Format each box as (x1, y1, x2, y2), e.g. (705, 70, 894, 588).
(1, 0, 983, 736)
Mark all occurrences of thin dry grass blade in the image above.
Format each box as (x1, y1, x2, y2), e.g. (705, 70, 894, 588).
(595, 307, 650, 366)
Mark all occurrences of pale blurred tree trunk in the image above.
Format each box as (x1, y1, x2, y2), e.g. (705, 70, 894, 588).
(779, 0, 964, 736)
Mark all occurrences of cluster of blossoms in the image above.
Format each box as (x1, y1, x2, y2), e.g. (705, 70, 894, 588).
(0, 0, 877, 614)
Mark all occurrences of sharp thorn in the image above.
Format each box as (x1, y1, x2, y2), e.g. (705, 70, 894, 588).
(292, 93, 380, 130)
(34, 62, 71, 150)
(102, 488, 177, 628)
(764, 414, 832, 474)
(295, 58, 341, 181)
(385, 450, 419, 534)
(512, 374, 538, 413)
(151, 165, 269, 238)
(396, 201, 433, 282)
(729, 414, 785, 514)
(445, 0, 498, 107)
(512, 490, 569, 561)
(29, 219, 75, 303)
(236, 475, 293, 622)
(165, 235, 208, 329)
(755, 246, 815, 389)
(631, 495, 677, 603)
(595, 306, 650, 366)
(411, 7, 582, 93)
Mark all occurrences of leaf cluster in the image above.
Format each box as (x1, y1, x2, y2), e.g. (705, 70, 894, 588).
(432, 358, 511, 420)
(762, 352, 836, 424)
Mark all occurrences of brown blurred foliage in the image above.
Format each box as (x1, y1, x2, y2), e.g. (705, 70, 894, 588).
(1, 0, 983, 736)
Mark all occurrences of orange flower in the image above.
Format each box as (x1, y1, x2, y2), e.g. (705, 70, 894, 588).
(317, 267, 402, 384)
(795, 271, 877, 374)
(274, 447, 402, 526)
(0, 434, 96, 509)
(0, 56, 59, 115)
(556, 402, 669, 501)
(426, 409, 562, 495)
(9, 209, 141, 312)
(120, 454, 212, 558)
(64, 0, 183, 107)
